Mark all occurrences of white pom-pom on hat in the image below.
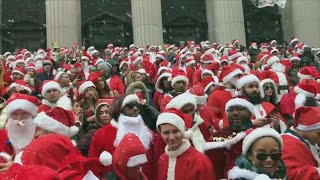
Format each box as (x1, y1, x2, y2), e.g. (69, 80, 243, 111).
(99, 151, 112, 166)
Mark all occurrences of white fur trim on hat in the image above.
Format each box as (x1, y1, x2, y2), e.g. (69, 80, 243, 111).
(165, 92, 197, 110)
(294, 93, 307, 110)
(54, 71, 65, 81)
(7, 99, 38, 118)
(290, 56, 301, 62)
(155, 54, 165, 60)
(259, 79, 277, 99)
(225, 98, 255, 115)
(121, 94, 140, 108)
(78, 81, 95, 94)
(13, 59, 25, 68)
(294, 86, 315, 97)
(157, 66, 169, 76)
(236, 56, 249, 64)
(99, 151, 112, 166)
(132, 56, 142, 65)
(222, 68, 243, 84)
(41, 81, 62, 97)
(242, 128, 282, 155)
(127, 154, 148, 167)
(91, 50, 99, 55)
(204, 82, 215, 93)
(9, 82, 32, 94)
(296, 122, 320, 132)
(186, 90, 208, 105)
(201, 69, 214, 77)
(266, 56, 280, 67)
(34, 112, 79, 137)
(297, 72, 315, 80)
(237, 74, 260, 89)
(157, 112, 186, 134)
(290, 38, 298, 44)
(11, 69, 25, 76)
(171, 75, 189, 87)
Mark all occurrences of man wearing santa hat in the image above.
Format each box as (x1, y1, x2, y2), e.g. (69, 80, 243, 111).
(38, 80, 63, 113)
(159, 69, 189, 112)
(236, 74, 287, 133)
(0, 93, 39, 171)
(88, 94, 156, 179)
(281, 106, 320, 179)
(156, 108, 216, 179)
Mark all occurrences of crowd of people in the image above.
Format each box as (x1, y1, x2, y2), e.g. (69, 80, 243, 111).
(0, 38, 319, 179)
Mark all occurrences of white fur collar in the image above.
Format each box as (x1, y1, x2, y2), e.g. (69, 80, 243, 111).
(228, 166, 260, 180)
(165, 140, 191, 158)
(203, 131, 246, 151)
(41, 99, 57, 108)
(110, 119, 118, 129)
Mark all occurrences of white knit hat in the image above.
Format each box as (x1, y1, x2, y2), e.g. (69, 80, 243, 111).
(242, 128, 283, 155)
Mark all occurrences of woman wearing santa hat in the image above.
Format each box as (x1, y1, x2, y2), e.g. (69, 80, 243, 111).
(260, 78, 279, 107)
(156, 108, 216, 180)
(88, 71, 115, 99)
(77, 80, 98, 123)
(228, 128, 286, 179)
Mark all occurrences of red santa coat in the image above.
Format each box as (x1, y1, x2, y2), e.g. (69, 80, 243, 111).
(192, 68, 202, 86)
(157, 140, 216, 180)
(207, 88, 233, 119)
(160, 94, 172, 112)
(88, 119, 156, 179)
(0, 129, 14, 163)
(282, 132, 320, 180)
(108, 75, 125, 95)
(279, 87, 296, 116)
(199, 105, 220, 132)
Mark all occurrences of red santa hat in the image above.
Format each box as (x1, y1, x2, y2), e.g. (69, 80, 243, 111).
(259, 78, 278, 99)
(270, 47, 279, 54)
(155, 70, 172, 93)
(113, 133, 147, 179)
(297, 66, 320, 80)
(34, 107, 78, 137)
(249, 42, 257, 48)
(185, 56, 196, 66)
(265, 54, 280, 67)
(219, 55, 229, 64)
(81, 53, 91, 61)
(2, 164, 58, 179)
(95, 99, 113, 119)
(232, 39, 239, 46)
(201, 69, 214, 77)
(256, 53, 269, 62)
(107, 43, 113, 48)
(136, 68, 148, 76)
(34, 54, 43, 61)
(201, 54, 215, 64)
(131, 56, 142, 65)
(290, 53, 301, 61)
(94, 58, 104, 66)
(24, 57, 34, 65)
(6, 93, 39, 118)
(242, 128, 282, 155)
(201, 76, 217, 93)
(170, 69, 189, 87)
(294, 106, 320, 131)
(26, 63, 35, 71)
(121, 94, 140, 109)
(187, 83, 208, 105)
(156, 108, 193, 138)
(91, 49, 99, 56)
(237, 74, 260, 89)
(13, 58, 25, 69)
(270, 40, 277, 45)
(119, 58, 130, 69)
(78, 81, 95, 95)
(259, 43, 269, 49)
(9, 80, 34, 94)
(53, 71, 66, 81)
(225, 98, 255, 115)
(294, 82, 317, 110)
(228, 49, 242, 61)
(236, 56, 249, 64)
(219, 65, 243, 84)
(12, 67, 25, 76)
(290, 37, 299, 44)
(155, 53, 165, 60)
(41, 80, 62, 97)
(165, 92, 197, 110)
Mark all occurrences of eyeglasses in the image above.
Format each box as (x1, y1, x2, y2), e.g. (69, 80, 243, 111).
(263, 85, 273, 90)
(124, 102, 140, 109)
(255, 152, 282, 161)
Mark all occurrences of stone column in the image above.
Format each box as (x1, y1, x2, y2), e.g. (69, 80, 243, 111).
(46, 0, 81, 48)
(131, 0, 163, 46)
(206, 0, 246, 45)
(278, 1, 294, 42)
(0, 0, 2, 53)
(291, 0, 320, 47)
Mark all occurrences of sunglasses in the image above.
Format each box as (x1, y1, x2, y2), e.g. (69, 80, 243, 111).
(124, 102, 140, 109)
(263, 85, 273, 90)
(255, 152, 282, 161)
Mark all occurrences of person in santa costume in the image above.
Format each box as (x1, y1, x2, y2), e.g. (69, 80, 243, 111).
(154, 69, 172, 110)
(296, 65, 320, 100)
(37, 80, 63, 113)
(0, 163, 58, 179)
(156, 108, 216, 180)
(228, 128, 286, 179)
(88, 94, 156, 179)
(207, 65, 243, 120)
(281, 106, 320, 180)
(18, 133, 112, 179)
(113, 133, 149, 179)
(192, 54, 215, 85)
(203, 98, 255, 179)
(236, 74, 287, 133)
(0, 93, 40, 171)
(159, 69, 189, 112)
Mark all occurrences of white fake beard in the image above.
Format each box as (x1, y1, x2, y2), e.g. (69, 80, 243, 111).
(114, 114, 153, 150)
(271, 62, 285, 73)
(240, 64, 250, 74)
(35, 61, 43, 70)
(82, 61, 89, 68)
(7, 116, 36, 152)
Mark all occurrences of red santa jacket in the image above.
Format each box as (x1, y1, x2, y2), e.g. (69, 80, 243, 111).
(0, 129, 14, 163)
(159, 93, 173, 112)
(192, 68, 203, 86)
(282, 131, 320, 180)
(157, 140, 216, 180)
